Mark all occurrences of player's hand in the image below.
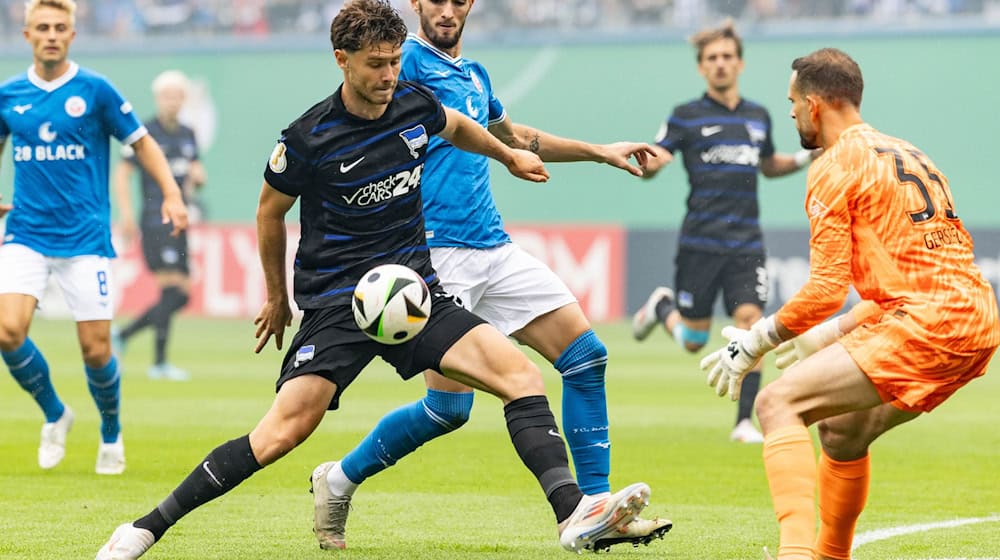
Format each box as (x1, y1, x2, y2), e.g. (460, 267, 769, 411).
(161, 193, 189, 237)
(600, 142, 657, 177)
(0, 194, 11, 219)
(699, 318, 781, 400)
(506, 148, 549, 183)
(254, 298, 293, 353)
(774, 316, 842, 370)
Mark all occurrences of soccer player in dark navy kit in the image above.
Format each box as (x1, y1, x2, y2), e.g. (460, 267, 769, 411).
(0, 0, 187, 476)
(112, 70, 206, 382)
(96, 2, 652, 558)
(631, 21, 818, 443)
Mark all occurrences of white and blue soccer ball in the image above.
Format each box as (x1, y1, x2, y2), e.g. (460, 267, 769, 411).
(352, 264, 431, 345)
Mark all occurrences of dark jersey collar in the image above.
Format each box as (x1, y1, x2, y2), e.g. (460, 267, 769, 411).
(701, 92, 745, 112)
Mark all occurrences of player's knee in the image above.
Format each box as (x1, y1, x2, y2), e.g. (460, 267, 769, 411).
(0, 322, 26, 352)
(754, 383, 790, 428)
(817, 420, 872, 460)
(503, 359, 545, 399)
(80, 341, 112, 368)
(424, 389, 474, 430)
(672, 323, 709, 353)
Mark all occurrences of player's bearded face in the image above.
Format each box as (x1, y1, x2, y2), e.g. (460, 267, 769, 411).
(788, 76, 820, 149)
(24, 6, 75, 65)
(416, 0, 470, 50)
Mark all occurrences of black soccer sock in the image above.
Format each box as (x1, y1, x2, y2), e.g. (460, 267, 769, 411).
(504, 395, 583, 523)
(151, 287, 188, 364)
(737, 371, 762, 423)
(654, 296, 673, 323)
(133, 435, 261, 541)
(121, 286, 188, 342)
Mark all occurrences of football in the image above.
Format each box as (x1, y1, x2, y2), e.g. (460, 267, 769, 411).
(352, 264, 432, 344)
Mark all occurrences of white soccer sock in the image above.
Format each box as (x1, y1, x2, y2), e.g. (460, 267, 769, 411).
(326, 461, 360, 497)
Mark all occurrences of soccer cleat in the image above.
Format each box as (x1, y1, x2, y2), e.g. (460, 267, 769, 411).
(631, 287, 673, 341)
(95, 523, 155, 560)
(558, 482, 651, 553)
(147, 363, 190, 382)
(38, 406, 74, 469)
(592, 516, 673, 552)
(311, 461, 351, 550)
(96, 435, 126, 475)
(730, 419, 765, 444)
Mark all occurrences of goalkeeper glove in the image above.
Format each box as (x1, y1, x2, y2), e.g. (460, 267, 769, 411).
(773, 316, 843, 370)
(700, 316, 781, 401)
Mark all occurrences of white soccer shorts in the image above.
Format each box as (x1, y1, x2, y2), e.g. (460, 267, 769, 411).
(430, 243, 577, 336)
(0, 243, 115, 321)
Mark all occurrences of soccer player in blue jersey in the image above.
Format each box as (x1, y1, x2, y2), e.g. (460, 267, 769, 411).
(113, 70, 206, 382)
(630, 21, 817, 444)
(316, 0, 670, 552)
(96, 2, 652, 557)
(0, 0, 187, 475)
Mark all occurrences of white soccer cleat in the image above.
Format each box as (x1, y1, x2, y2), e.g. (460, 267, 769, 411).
(147, 363, 190, 382)
(592, 516, 673, 552)
(559, 482, 651, 553)
(96, 435, 126, 475)
(730, 419, 765, 444)
(95, 523, 154, 560)
(311, 461, 351, 550)
(631, 287, 673, 341)
(38, 406, 74, 469)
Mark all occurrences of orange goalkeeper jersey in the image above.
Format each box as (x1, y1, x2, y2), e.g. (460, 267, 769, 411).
(776, 123, 1000, 351)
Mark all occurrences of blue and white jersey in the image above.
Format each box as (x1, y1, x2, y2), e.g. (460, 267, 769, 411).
(400, 34, 509, 249)
(0, 62, 146, 257)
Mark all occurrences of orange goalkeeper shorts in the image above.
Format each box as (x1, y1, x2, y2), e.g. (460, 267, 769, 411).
(842, 310, 998, 413)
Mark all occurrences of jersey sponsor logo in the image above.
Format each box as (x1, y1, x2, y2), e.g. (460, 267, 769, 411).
(341, 163, 424, 207)
(470, 70, 484, 93)
(339, 156, 365, 173)
(64, 96, 86, 118)
(700, 144, 760, 166)
(14, 143, 86, 162)
(701, 125, 723, 136)
(268, 142, 287, 173)
(465, 96, 479, 118)
(120, 101, 133, 114)
(38, 122, 57, 143)
(294, 344, 315, 367)
(399, 125, 429, 159)
(746, 122, 767, 144)
(12, 104, 31, 115)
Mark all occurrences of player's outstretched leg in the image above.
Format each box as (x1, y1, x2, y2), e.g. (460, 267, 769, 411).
(631, 287, 674, 341)
(2, 337, 72, 468)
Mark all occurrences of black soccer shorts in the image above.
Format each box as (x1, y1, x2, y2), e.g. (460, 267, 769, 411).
(674, 250, 768, 319)
(141, 223, 189, 275)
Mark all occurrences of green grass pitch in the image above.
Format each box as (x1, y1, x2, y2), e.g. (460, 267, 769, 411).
(1, 318, 998, 559)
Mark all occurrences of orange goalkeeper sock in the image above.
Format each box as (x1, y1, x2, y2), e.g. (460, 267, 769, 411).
(815, 450, 870, 560)
(763, 425, 817, 560)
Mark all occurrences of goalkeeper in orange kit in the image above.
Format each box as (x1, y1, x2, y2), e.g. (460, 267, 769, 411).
(699, 47, 1000, 560)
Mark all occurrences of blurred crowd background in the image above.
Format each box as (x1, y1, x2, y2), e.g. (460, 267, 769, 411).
(0, 0, 995, 42)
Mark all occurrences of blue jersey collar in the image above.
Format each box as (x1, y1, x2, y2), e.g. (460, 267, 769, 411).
(28, 60, 79, 92)
(407, 33, 464, 67)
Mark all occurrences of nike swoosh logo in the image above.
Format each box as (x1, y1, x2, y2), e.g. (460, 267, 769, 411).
(202, 461, 222, 487)
(13, 104, 31, 114)
(547, 429, 561, 438)
(340, 156, 365, 173)
(701, 125, 723, 136)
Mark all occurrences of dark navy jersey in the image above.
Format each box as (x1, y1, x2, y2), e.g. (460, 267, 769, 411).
(654, 94, 776, 255)
(123, 118, 199, 226)
(263, 81, 446, 310)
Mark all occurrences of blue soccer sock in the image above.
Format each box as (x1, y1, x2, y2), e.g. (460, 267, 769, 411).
(554, 330, 611, 495)
(85, 356, 121, 444)
(340, 389, 474, 484)
(3, 338, 65, 422)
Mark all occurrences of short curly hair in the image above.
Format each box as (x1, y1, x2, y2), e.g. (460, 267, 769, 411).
(791, 48, 864, 109)
(330, 0, 408, 53)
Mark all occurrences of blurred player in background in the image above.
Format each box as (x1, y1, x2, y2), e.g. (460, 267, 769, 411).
(95, 2, 652, 557)
(0, 0, 186, 475)
(631, 21, 817, 443)
(113, 69, 205, 382)
(317, 0, 671, 551)
(699, 48, 999, 560)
